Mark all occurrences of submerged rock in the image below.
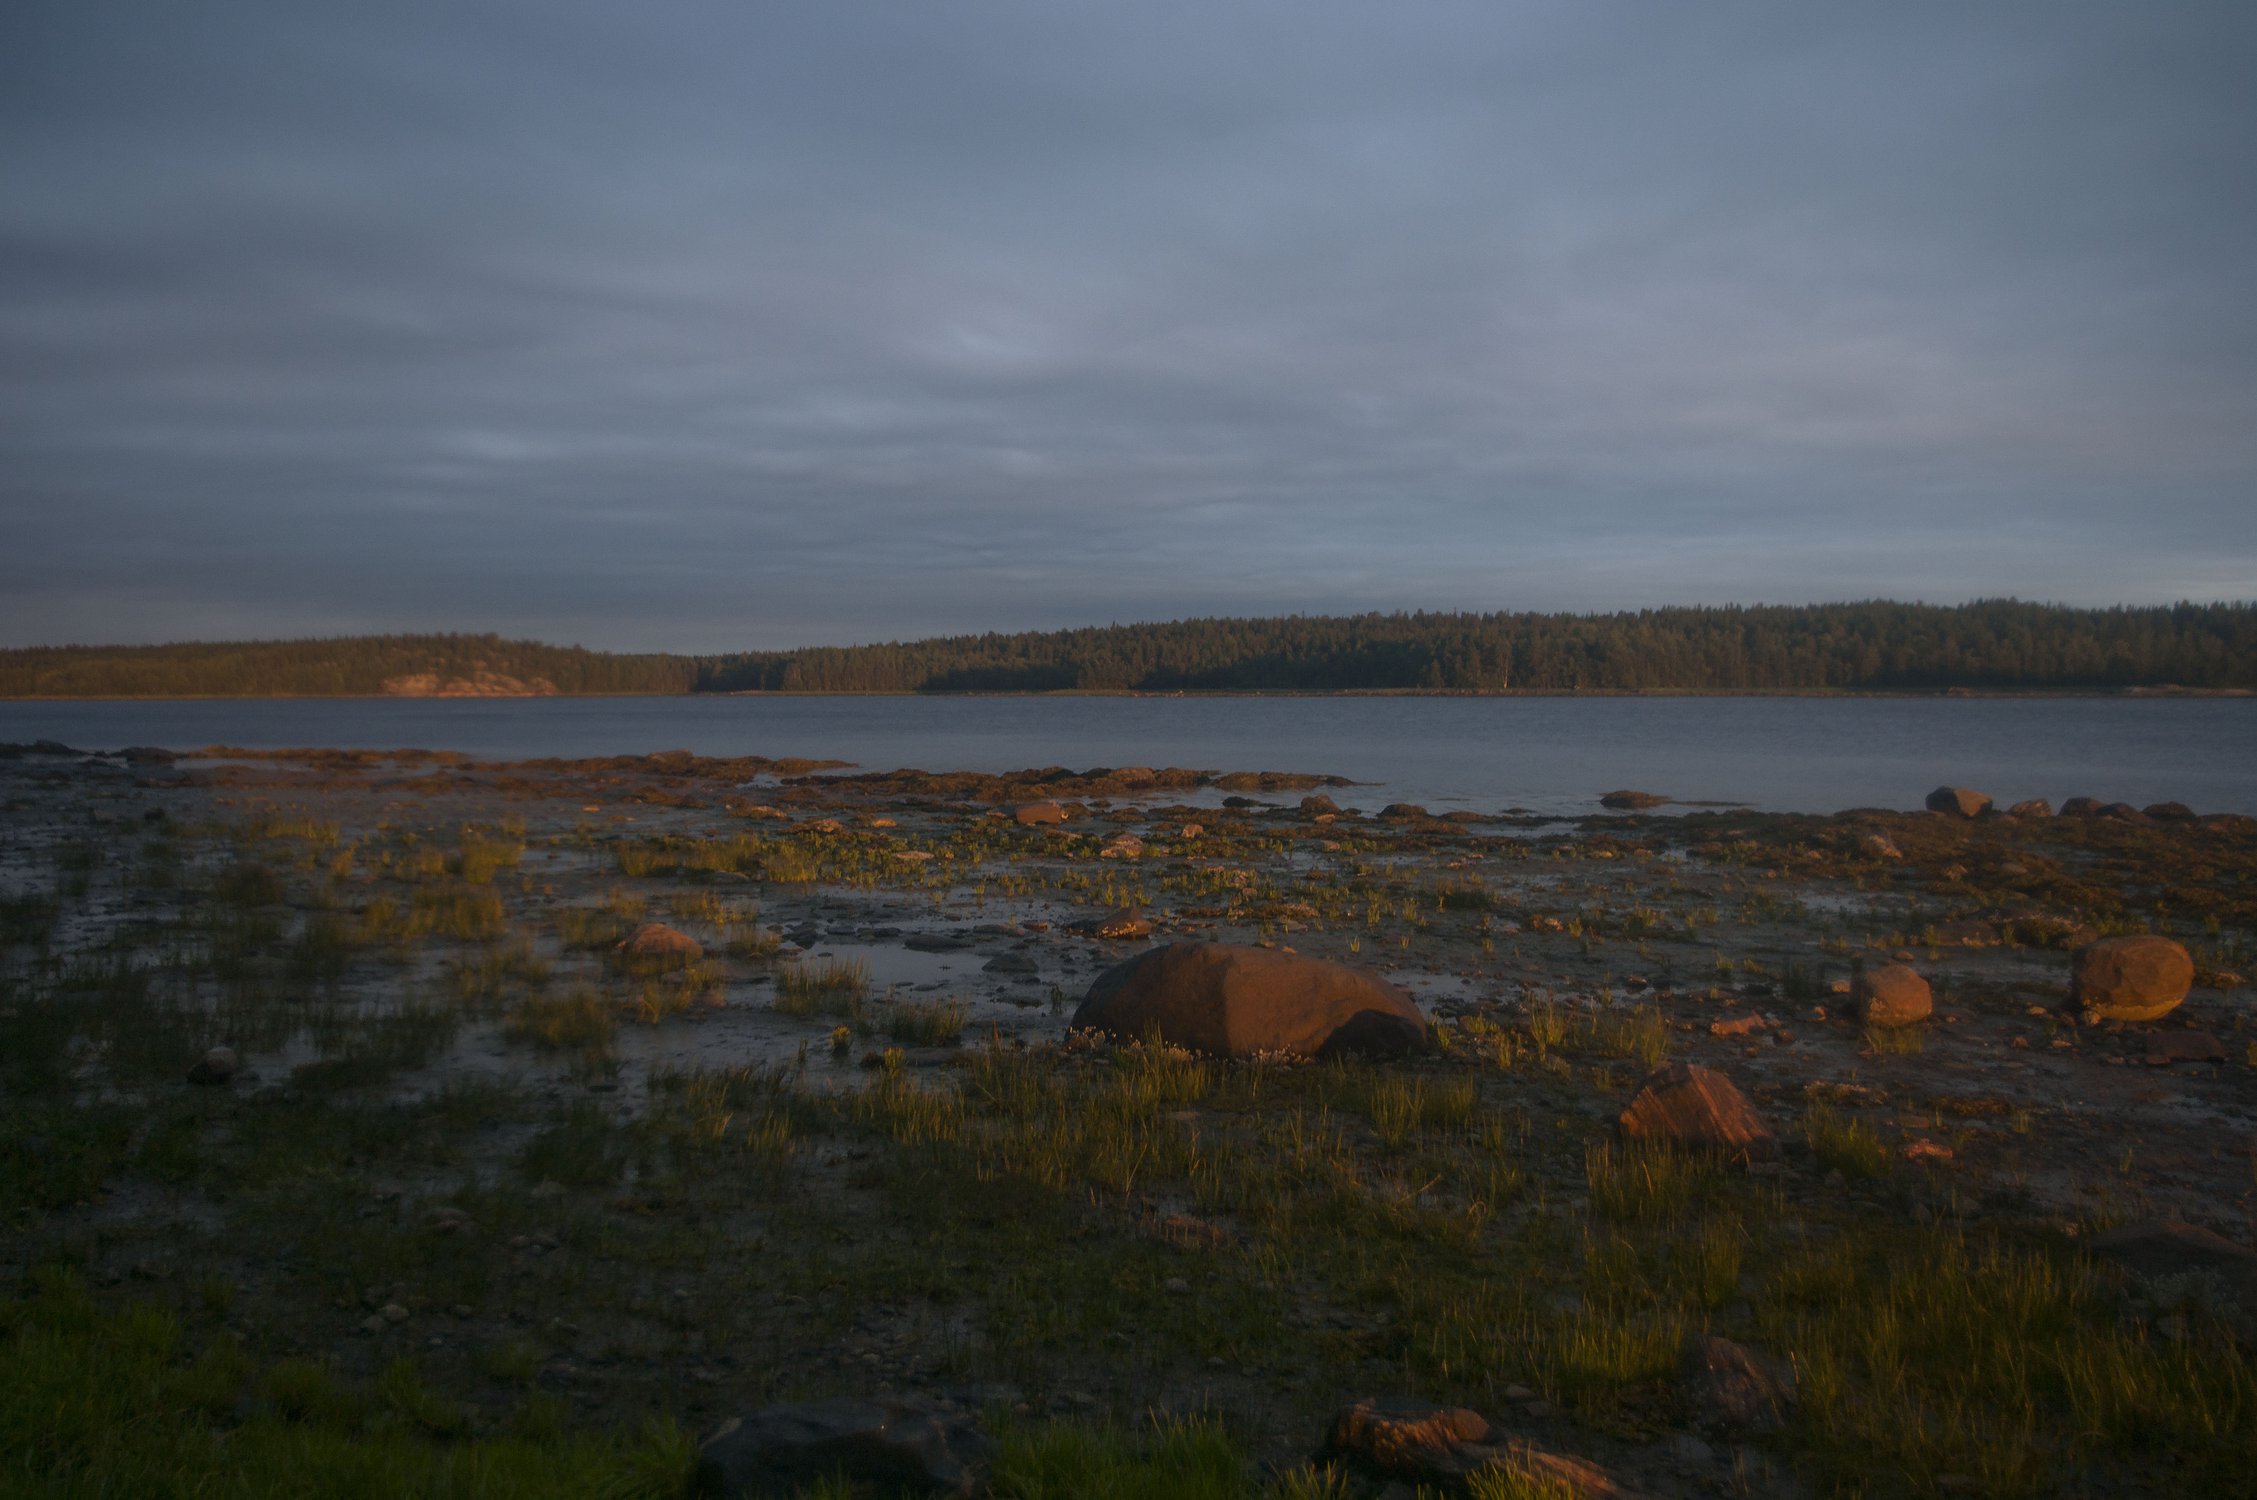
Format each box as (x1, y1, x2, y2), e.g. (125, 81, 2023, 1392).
(1616, 1063, 1779, 1163)
(2072, 935, 2193, 1022)
(1600, 790, 1669, 810)
(1074, 943, 1426, 1059)
(694, 1398, 992, 1498)
(1853, 964, 1932, 1028)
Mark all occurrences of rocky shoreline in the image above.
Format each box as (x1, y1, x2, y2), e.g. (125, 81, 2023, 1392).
(3, 741, 2252, 1497)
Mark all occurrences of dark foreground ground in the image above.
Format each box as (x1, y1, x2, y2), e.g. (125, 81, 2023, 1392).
(3, 743, 2253, 1498)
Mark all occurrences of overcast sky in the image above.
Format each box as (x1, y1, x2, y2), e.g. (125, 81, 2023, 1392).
(3, 2, 2253, 651)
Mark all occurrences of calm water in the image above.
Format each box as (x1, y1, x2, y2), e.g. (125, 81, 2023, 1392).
(3, 695, 2251, 818)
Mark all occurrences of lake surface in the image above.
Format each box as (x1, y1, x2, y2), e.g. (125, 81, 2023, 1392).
(4, 695, 2252, 818)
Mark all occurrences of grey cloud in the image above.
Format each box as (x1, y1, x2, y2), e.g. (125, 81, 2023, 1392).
(3, 1, 2254, 650)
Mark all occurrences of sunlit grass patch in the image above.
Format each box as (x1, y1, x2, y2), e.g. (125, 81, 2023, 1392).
(445, 935, 551, 1010)
(406, 882, 506, 941)
(505, 989, 619, 1057)
(773, 958, 870, 1020)
(451, 833, 523, 884)
(1355, 1072, 1480, 1148)
(1804, 1101, 1891, 1180)
(883, 995, 971, 1047)
(1585, 1140, 1720, 1221)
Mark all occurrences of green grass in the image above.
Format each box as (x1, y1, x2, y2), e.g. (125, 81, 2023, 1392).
(1805, 1102, 1891, 1180)
(0, 1268, 695, 1499)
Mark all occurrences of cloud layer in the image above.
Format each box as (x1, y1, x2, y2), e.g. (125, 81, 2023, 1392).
(4, 1, 2253, 649)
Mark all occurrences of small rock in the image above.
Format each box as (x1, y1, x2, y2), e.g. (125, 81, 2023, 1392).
(2146, 1031, 2227, 1066)
(2004, 799, 2053, 818)
(1853, 964, 1932, 1028)
(1682, 1335, 1792, 1434)
(694, 1399, 993, 1499)
(381, 1303, 410, 1324)
(186, 1046, 240, 1086)
(619, 923, 702, 960)
(1013, 801, 1068, 826)
(1299, 795, 1341, 817)
(2088, 1220, 2257, 1281)
(2143, 801, 2196, 822)
(1600, 790, 1669, 810)
(1616, 1063, 1780, 1164)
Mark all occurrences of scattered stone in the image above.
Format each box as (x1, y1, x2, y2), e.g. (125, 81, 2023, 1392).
(620, 923, 702, 960)
(1013, 801, 1068, 826)
(1321, 1400, 1648, 1497)
(1322, 1401, 1494, 1480)
(1860, 833, 1902, 860)
(1074, 943, 1427, 1059)
(2004, 798, 2053, 818)
(2088, 1220, 2257, 1281)
(1072, 910, 1152, 941)
(1616, 1063, 1780, 1164)
(186, 1046, 240, 1086)
(1682, 1335, 1792, 1434)
(1852, 964, 1932, 1028)
(2146, 1031, 2227, 1066)
(1924, 786, 1993, 818)
(694, 1399, 993, 1499)
(1600, 790, 1668, 810)
(2072, 935, 2193, 1022)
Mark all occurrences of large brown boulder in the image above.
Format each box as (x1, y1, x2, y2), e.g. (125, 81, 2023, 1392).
(1013, 800, 1069, 826)
(1073, 943, 1426, 1059)
(1853, 964, 1932, 1027)
(1617, 1063, 1779, 1163)
(1682, 1335, 1793, 1434)
(2072, 935, 2193, 1022)
(1925, 786, 1993, 818)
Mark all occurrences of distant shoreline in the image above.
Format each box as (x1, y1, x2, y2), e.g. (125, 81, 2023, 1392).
(5, 685, 2253, 703)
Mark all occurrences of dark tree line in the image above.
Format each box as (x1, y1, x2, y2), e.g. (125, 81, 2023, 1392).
(5, 603, 2253, 697)
(699, 601, 2257, 694)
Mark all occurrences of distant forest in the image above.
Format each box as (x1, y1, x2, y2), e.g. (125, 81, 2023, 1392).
(3, 603, 2254, 698)
(0, 635, 697, 698)
(702, 602, 2257, 693)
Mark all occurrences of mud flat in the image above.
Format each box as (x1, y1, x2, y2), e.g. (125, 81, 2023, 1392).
(4, 742, 2254, 1497)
